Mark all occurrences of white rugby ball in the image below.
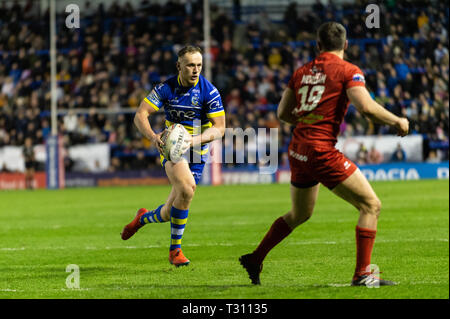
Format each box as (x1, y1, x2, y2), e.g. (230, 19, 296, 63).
(161, 124, 191, 162)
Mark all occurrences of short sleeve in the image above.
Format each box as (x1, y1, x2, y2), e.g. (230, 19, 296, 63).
(144, 83, 166, 111)
(205, 86, 225, 119)
(344, 64, 366, 89)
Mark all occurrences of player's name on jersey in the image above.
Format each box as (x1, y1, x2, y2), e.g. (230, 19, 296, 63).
(301, 74, 327, 84)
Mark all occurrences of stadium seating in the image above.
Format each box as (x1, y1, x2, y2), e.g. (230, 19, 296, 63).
(0, 0, 448, 173)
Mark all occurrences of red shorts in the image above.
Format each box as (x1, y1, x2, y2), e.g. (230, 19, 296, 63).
(288, 141, 357, 189)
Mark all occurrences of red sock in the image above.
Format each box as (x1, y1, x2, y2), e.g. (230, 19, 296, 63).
(354, 225, 377, 279)
(252, 217, 292, 265)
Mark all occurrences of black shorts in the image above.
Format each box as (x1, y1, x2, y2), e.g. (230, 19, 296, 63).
(25, 161, 36, 170)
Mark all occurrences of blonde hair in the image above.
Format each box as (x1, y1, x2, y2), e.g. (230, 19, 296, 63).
(177, 45, 203, 59)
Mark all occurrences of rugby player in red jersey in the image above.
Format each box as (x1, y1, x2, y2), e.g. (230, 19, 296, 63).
(239, 22, 409, 286)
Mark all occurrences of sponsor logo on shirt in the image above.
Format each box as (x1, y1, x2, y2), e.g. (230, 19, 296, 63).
(289, 149, 308, 162)
(209, 100, 221, 110)
(168, 109, 196, 121)
(148, 90, 160, 104)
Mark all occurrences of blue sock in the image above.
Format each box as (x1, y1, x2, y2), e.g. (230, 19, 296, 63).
(140, 204, 165, 225)
(170, 206, 189, 251)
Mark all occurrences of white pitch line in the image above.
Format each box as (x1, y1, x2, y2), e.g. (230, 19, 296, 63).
(1, 280, 446, 294)
(323, 283, 351, 287)
(0, 238, 447, 252)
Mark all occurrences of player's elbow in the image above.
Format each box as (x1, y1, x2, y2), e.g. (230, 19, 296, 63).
(347, 87, 376, 118)
(212, 118, 226, 138)
(280, 115, 291, 124)
(217, 125, 225, 137)
(134, 105, 148, 127)
(276, 106, 284, 119)
(278, 109, 294, 124)
(349, 96, 371, 117)
(358, 105, 373, 118)
(359, 99, 379, 115)
(133, 112, 140, 128)
(359, 102, 381, 122)
(134, 111, 147, 130)
(277, 107, 288, 122)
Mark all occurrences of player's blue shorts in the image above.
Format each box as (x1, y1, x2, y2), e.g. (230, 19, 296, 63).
(160, 146, 208, 185)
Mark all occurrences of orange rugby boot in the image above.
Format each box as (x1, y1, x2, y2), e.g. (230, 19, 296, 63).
(169, 248, 190, 267)
(121, 208, 147, 240)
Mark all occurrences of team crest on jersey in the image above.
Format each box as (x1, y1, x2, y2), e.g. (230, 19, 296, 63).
(311, 66, 322, 74)
(352, 73, 365, 83)
(191, 95, 199, 106)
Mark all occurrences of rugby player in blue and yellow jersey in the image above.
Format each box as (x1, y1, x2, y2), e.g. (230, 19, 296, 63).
(121, 46, 226, 267)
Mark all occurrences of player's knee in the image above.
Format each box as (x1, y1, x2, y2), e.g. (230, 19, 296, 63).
(285, 209, 312, 228)
(361, 198, 381, 217)
(179, 183, 195, 203)
(160, 205, 171, 221)
(294, 214, 311, 227)
(372, 198, 382, 216)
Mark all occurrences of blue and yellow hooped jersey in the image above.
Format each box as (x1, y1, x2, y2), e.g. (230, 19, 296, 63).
(144, 74, 224, 135)
(144, 74, 225, 162)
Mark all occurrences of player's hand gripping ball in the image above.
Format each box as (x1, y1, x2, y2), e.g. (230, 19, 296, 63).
(160, 124, 192, 162)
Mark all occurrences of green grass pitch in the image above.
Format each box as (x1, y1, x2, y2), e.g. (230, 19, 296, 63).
(0, 179, 448, 299)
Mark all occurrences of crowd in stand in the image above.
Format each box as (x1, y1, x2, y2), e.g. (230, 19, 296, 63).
(0, 0, 448, 172)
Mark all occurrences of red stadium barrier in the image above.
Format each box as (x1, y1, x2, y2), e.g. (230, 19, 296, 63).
(0, 172, 46, 190)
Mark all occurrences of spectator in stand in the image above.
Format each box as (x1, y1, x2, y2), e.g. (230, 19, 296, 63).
(108, 156, 122, 172)
(0, 0, 448, 172)
(368, 145, 384, 164)
(356, 143, 369, 165)
(426, 150, 441, 163)
(283, 2, 298, 39)
(391, 143, 407, 162)
(132, 150, 150, 170)
(23, 137, 36, 189)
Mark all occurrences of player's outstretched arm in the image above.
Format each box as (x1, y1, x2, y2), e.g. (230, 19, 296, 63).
(277, 87, 298, 125)
(346, 86, 409, 137)
(191, 115, 225, 147)
(134, 99, 164, 152)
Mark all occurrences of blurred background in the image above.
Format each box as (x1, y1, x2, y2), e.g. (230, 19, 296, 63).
(0, 0, 448, 189)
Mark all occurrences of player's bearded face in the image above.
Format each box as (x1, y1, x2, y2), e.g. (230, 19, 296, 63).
(178, 52, 202, 86)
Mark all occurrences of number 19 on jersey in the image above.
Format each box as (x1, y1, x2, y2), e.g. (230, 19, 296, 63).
(292, 85, 325, 115)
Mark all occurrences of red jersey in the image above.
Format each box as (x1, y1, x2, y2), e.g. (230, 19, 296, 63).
(288, 52, 366, 146)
